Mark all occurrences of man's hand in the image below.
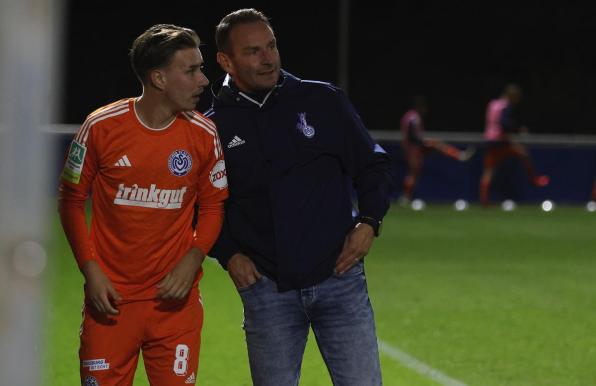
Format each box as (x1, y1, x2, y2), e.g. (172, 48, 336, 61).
(82, 260, 121, 315)
(335, 222, 375, 274)
(157, 247, 205, 300)
(227, 253, 261, 289)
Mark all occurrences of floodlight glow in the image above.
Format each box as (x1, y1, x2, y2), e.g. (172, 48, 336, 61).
(454, 199, 468, 211)
(501, 199, 516, 211)
(541, 200, 554, 212)
(411, 199, 425, 211)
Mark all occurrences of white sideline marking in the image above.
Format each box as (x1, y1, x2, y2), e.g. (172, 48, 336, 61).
(378, 340, 469, 386)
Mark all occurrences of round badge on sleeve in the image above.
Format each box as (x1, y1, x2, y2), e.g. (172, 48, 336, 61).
(168, 150, 193, 177)
(209, 159, 228, 189)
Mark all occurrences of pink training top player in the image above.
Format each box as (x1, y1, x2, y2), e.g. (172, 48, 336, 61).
(479, 84, 549, 207)
(400, 109, 426, 148)
(484, 97, 510, 141)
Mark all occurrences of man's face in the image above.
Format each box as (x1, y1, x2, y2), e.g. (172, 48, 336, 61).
(219, 21, 281, 93)
(160, 47, 209, 112)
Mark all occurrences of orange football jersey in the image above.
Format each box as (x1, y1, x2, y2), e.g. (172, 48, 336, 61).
(59, 98, 228, 300)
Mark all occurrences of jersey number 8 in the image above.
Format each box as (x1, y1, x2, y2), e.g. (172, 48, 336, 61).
(173, 344, 189, 375)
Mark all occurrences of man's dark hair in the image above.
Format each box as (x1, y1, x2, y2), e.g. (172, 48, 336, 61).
(215, 8, 270, 53)
(130, 24, 200, 83)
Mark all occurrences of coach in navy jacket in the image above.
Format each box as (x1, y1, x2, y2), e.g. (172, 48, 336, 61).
(206, 8, 392, 386)
(207, 67, 392, 290)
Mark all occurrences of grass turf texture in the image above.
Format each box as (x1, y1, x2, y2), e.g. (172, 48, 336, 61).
(43, 204, 596, 385)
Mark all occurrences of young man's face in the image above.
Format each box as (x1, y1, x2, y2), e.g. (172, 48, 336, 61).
(161, 47, 209, 112)
(218, 21, 281, 93)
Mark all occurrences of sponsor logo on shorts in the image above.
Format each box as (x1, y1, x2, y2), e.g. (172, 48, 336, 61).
(83, 376, 99, 386)
(185, 372, 196, 384)
(82, 358, 110, 372)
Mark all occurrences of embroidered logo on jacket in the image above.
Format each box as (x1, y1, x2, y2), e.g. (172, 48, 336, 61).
(296, 112, 315, 138)
(227, 135, 246, 148)
(114, 183, 187, 209)
(168, 150, 193, 176)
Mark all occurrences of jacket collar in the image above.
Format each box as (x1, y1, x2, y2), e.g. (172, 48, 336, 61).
(211, 69, 301, 109)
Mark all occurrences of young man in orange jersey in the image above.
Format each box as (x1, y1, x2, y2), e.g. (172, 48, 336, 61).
(58, 24, 228, 386)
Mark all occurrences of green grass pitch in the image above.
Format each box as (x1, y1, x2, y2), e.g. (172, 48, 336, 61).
(43, 204, 596, 385)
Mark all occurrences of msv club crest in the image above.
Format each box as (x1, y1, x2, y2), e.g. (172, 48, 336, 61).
(83, 376, 99, 386)
(296, 113, 315, 138)
(168, 150, 193, 177)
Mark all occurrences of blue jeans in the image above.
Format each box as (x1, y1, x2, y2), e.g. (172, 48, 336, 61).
(238, 261, 382, 386)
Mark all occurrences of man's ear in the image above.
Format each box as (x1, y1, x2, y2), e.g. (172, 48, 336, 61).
(149, 69, 166, 91)
(217, 52, 233, 74)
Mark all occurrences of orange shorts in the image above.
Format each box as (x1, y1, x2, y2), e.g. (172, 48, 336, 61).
(402, 144, 433, 172)
(483, 141, 524, 169)
(79, 289, 203, 386)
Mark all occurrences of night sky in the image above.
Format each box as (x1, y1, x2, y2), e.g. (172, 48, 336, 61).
(63, 1, 596, 134)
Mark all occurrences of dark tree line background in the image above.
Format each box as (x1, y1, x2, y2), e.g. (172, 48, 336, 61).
(63, 1, 596, 134)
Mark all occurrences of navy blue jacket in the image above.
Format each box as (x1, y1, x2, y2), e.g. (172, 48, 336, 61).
(205, 70, 393, 291)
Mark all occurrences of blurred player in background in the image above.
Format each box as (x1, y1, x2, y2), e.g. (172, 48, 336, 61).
(400, 95, 475, 202)
(58, 24, 228, 386)
(480, 84, 549, 207)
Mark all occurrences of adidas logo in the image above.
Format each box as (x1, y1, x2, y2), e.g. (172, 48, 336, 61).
(227, 135, 246, 149)
(184, 372, 196, 384)
(114, 155, 132, 167)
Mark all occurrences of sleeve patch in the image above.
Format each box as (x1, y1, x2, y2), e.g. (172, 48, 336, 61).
(61, 140, 87, 184)
(209, 159, 228, 190)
